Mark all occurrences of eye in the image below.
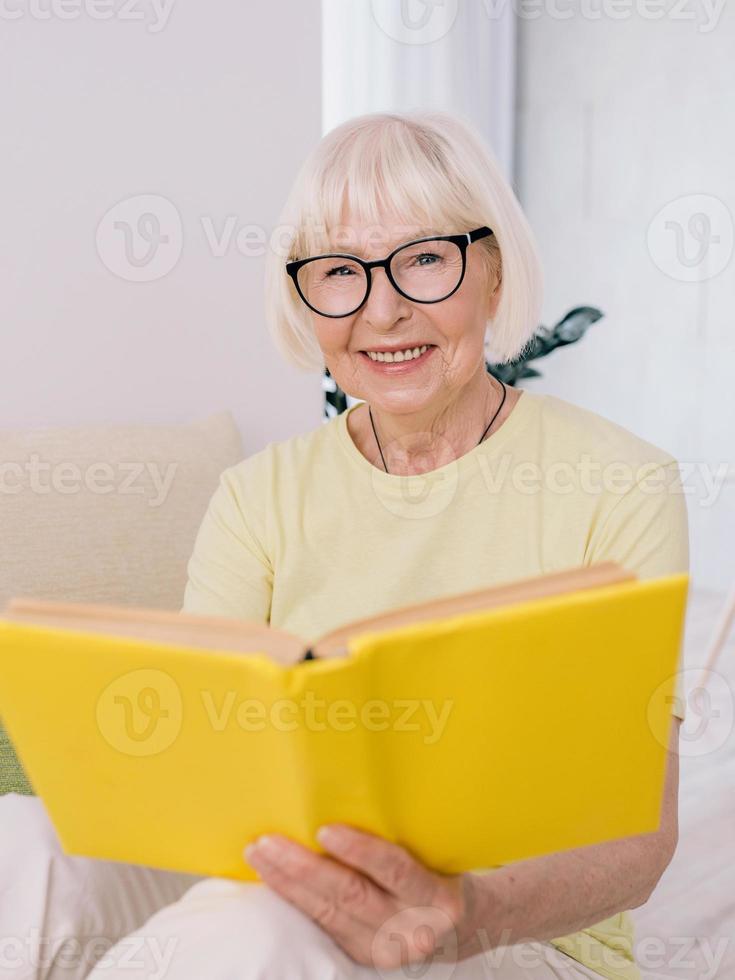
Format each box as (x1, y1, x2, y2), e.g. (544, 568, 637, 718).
(414, 252, 441, 266)
(325, 264, 355, 278)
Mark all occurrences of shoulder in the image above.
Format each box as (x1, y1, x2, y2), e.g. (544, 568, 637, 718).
(520, 390, 679, 474)
(219, 415, 342, 495)
(517, 393, 690, 578)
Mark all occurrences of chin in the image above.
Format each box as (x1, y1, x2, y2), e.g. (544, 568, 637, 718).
(364, 388, 436, 414)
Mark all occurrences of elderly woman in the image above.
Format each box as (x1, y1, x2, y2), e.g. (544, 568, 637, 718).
(57, 110, 688, 980)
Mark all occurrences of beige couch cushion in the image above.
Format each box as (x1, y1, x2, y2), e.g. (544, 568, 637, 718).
(0, 411, 244, 610)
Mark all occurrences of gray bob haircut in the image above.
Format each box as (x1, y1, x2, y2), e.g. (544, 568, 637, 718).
(264, 110, 544, 372)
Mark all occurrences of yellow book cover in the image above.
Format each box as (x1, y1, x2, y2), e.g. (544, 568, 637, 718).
(0, 566, 688, 881)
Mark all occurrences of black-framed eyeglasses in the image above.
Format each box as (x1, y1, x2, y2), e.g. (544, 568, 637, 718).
(286, 226, 493, 318)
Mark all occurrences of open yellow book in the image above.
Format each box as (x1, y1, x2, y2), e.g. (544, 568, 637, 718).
(0, 563, 688, 881)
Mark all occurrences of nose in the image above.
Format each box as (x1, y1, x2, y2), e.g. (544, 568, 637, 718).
(361, 264, 411, 328)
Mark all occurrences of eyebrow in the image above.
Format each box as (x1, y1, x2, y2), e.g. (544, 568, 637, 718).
(322, 232, 437, 257)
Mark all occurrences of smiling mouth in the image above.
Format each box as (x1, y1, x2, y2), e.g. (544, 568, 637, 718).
(359, 344, 435, 364)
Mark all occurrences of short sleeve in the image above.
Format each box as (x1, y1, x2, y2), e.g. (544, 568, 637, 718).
(181, 465, 273, 623)
(587, 458, 689, 721)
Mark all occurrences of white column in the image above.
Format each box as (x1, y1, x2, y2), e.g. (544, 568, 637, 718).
(322, 0, 517, 181)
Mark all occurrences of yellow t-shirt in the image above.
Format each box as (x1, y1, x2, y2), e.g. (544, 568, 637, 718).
(182, 389, 689, 980)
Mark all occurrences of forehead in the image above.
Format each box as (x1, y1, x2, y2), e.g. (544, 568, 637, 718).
(324, 212, 439, 257)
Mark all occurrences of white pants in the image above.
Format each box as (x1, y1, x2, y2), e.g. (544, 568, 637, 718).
(0, 795, 198, 980)
(86, 878, 606, 980)
(1, 796, 603, 980)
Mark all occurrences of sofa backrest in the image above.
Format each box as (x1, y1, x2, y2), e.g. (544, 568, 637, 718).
(0, 411, 244, 611)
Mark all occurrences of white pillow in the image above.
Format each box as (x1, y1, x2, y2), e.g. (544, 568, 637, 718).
(0, 794, 199, 980)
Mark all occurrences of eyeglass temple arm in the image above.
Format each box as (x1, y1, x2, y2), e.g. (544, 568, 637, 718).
(467, 226, 493, 244)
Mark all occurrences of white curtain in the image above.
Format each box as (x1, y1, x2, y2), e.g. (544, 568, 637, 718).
(321, 0, 517, 181)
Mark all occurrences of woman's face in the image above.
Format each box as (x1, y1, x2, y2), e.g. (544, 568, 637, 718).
(310, 211, 501, 416)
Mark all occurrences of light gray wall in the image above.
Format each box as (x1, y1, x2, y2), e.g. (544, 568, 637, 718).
(516, 4, 735, 591)
(0, 2, 324, 452)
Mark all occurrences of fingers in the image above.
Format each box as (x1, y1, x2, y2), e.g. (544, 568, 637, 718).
(244, 833, 389, 945)
(244, 829, 467, 971)
(315, 824, 440, 903)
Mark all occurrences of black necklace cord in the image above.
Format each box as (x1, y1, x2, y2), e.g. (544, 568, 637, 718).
(368, 378, 507, 475)
(476, 377, 507, 446)
(368, 405, 389, 473)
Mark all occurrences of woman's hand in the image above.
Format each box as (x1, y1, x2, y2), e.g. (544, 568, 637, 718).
(244, 824, 486, 970)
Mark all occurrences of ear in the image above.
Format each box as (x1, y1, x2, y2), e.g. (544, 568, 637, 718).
(486, 271, 502, 320)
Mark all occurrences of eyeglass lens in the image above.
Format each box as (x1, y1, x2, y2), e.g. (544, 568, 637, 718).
(296, 238, 464, 316)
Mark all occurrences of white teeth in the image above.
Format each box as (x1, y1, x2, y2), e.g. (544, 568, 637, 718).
(366, 344, 430, 363)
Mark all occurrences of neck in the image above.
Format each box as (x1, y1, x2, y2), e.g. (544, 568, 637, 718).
(364, 367, 505, 476)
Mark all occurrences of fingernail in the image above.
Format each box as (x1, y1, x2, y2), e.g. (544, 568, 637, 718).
(316, 825, 343, 849)
(244, 836, 280, 868)
(256, 835, 284, 859)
